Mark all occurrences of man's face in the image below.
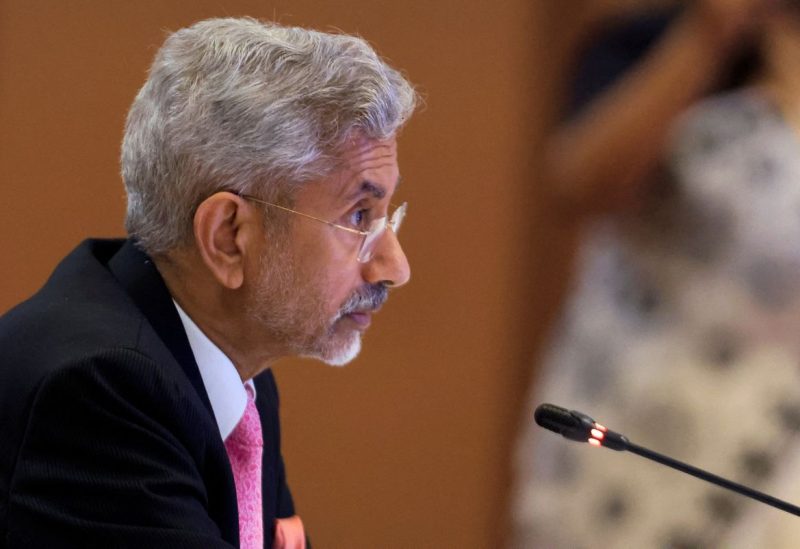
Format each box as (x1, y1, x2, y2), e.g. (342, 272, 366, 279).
(246, 137, 409, 366)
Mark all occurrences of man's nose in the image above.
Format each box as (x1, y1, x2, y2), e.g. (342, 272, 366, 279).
(362, 229, 410, 288)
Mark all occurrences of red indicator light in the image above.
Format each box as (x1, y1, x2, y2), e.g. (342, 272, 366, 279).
(594, 423, 608, 432)
(591, 429, 605, 440)
(588, 438, 601, 447)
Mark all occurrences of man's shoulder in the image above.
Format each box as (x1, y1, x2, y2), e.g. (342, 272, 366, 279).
(0, 239, 220, 484)
(0, 240, 138, 338)
(0, 239, 143, 371)
(3, 238, 129, 314)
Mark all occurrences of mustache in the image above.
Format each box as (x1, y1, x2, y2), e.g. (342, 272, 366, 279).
(337, 284, 389, 317)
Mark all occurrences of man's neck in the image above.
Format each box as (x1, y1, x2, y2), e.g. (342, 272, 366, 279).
(154, 253, 281, 382)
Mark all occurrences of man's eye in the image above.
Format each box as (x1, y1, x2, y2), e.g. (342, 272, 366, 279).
(349, 209, 368, 229)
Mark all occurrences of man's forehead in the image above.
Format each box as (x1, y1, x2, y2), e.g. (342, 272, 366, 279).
(292, 137, 400, 207)
(343, 136, 397, 162)
(335, 137, 400, 199)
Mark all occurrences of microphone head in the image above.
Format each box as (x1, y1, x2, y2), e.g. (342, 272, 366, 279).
(535, 402, 630, 451)
(534, 403, 596, 443)
(534, 403, 577, 432)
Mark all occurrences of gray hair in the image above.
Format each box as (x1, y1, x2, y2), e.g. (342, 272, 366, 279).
(121, 17, 417, 256)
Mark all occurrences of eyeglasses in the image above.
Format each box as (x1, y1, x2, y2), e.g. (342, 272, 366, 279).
(237, 193, 407, 263)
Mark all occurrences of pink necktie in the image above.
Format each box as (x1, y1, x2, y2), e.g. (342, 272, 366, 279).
(225, 385, 264, 549)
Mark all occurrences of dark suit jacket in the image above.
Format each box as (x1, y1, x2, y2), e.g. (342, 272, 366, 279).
(0, 239, 296, 548)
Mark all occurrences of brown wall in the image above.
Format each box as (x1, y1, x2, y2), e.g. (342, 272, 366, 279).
(0, 1, 584, 547)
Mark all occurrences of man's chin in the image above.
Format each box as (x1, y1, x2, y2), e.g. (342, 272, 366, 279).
(305, 333, 362, 367)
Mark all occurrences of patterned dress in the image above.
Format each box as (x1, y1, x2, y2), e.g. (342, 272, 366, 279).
(511, 90, 800, 548)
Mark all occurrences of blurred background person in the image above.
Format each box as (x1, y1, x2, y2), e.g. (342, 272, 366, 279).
(511, 0, 800, 547)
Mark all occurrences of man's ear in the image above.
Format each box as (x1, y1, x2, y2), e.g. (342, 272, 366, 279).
(193, 192, 258, 290)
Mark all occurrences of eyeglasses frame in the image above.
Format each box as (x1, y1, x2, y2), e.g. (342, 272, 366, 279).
(234, 192, 407, 262)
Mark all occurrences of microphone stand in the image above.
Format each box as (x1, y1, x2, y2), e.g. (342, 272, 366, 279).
(535, 402, 800, 517)
(626, 441, 800, 517)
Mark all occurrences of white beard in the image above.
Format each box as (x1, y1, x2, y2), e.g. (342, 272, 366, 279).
(315, 331, 362, 367)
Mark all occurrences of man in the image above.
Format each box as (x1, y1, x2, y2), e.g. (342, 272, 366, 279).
(0, 17, 416, 548)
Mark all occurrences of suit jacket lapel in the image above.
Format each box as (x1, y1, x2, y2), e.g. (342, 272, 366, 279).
(107, 239, 215, 416)
(106, 239, 240, 543)
(107, 240, 296, 541)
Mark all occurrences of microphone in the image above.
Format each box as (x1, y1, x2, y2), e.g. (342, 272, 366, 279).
(534, 402, 800, 517)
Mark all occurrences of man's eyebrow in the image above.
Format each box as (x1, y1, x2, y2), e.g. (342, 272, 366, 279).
(348, 178, 400, 200)
(361, 181, 386, 199)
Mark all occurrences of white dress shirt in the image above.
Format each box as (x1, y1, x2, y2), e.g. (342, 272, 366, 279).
(173, 301, 254, 441)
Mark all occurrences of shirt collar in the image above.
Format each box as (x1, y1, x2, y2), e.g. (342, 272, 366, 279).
(173, 301, 255, 440)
